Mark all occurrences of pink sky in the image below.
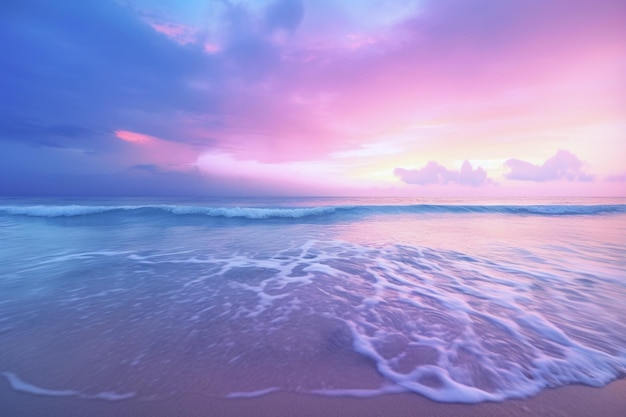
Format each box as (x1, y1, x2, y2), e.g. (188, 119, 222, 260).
(137, 0, 626, 196)
(2, 0, 625, 196)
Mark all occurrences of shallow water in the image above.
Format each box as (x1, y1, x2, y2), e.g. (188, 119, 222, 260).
(1, 197, 625, 403)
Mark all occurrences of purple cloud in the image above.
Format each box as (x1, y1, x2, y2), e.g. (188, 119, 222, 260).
(394, 160, 491, 186)
(504, 150, 593, 182)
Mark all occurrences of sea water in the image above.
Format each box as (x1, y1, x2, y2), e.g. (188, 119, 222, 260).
(0, 197, 625, 403)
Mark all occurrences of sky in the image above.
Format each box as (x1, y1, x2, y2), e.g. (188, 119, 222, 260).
(1, 0, 625, 197)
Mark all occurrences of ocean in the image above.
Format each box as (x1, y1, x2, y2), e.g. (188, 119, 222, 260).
(1, 196, 625, 404)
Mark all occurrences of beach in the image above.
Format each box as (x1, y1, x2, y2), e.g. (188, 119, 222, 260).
(1, 197, 625, 416)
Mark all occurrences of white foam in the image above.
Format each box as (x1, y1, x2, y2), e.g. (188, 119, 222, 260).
(1, 372, 78, 397)
(226, 387, 280, 398)
(1, 372, 136, 401)
(83, 391, 136, 401)
(37, 251, 133, 265)
(3, 238, 624, 404)
(311, 385, 403, 397)
(291, 241, 626, 403)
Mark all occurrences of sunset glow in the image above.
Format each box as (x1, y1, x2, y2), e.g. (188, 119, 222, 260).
(1, 0, 625, 196)
(115, 130, 157, 144)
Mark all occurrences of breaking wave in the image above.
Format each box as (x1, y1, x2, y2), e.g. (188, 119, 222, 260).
(1, 203, 624, 220)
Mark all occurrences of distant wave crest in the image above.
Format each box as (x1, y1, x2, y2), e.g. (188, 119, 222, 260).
(1, 203, 625, 219)
(0, 204, 342, 219)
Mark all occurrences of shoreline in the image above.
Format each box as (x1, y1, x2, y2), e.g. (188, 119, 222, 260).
(1, 379, 625, 417)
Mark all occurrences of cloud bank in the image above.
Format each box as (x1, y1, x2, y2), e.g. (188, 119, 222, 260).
(504, 150, 593, 182)
(394, 160, 491, 186)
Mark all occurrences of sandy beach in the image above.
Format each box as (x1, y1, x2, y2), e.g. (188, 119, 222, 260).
(1, 378, 625, 417)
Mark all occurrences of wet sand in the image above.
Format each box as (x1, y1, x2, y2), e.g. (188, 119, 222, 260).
(1, 379, 625, 417)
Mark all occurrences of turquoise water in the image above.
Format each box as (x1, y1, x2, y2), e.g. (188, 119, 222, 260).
(1, 197, 625, 403)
